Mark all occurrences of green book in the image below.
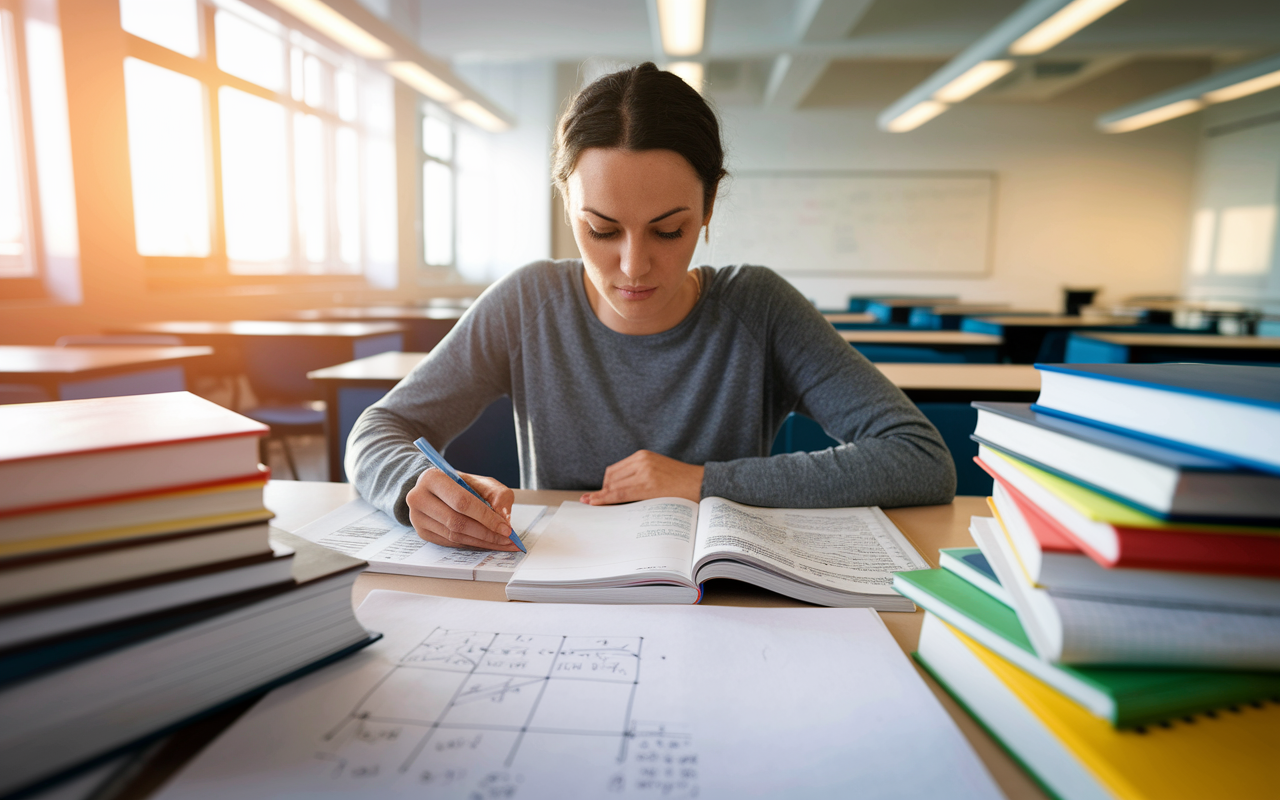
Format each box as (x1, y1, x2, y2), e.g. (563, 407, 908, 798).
(894, 568, 1280, 728)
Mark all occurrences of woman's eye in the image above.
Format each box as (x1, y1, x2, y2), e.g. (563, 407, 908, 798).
(655, 228, 683, 240)
(587, 228, 618, 240)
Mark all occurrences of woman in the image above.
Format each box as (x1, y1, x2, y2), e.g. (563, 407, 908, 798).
(347, 62, 955, 552)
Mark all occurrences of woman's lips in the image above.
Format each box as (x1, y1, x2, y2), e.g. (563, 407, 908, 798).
(616, 285, 657, 300)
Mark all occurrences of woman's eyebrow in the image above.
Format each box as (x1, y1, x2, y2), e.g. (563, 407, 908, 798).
(582, 207, 690, 224)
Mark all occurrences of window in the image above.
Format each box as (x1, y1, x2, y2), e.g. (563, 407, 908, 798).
(0, 0, 78, 301)
(119, 0, 395, 281)
(421, 105, 454, 267)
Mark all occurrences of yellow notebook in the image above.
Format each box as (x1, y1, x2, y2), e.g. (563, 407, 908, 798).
(0, 509, 275, 559)
(984, 447, 1280, 535)
(948, 620, 1280, 800)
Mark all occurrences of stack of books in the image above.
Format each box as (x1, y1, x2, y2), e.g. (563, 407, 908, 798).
(0, 392, 376, 797)
(894, 363, 1280, 800)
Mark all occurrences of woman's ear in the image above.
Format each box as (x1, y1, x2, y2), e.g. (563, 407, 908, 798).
(702, 185, 719, 243)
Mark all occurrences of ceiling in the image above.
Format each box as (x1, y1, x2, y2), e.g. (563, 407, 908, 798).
(406, 0, 1280, 109)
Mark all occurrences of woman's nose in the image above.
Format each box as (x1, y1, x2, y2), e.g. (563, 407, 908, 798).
(619, 234, 649, 279)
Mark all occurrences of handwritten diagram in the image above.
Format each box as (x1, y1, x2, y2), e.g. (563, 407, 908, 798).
(315, 628, 698, 798)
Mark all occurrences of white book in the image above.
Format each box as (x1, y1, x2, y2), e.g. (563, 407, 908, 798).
(970, 515, 1280, 669)
(506, 496, 928, 608)
(294, 499, 551, 582)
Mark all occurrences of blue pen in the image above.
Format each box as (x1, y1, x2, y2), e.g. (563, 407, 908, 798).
(412, 436, 526, 553)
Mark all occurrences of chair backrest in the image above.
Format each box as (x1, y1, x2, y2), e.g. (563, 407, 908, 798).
(56, 334, 184, 346)
(241, 338, 352, 403)
(443, 396, 521, 488)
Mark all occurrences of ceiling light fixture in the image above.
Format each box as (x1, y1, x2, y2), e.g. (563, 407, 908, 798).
(1098, 53, 1280, 133)
(656, 0, 706, 57)
(1009, 0, 1128, 56)
(878, 0, 1130, 133)
(385, 61, 462, 105)
(449, 99, 510, 133)
(262, 0, 392, 59)
(934, 60, 1017, 103)
(666, 61, 704, 92)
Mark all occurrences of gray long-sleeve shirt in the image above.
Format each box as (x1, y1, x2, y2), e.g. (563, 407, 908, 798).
(346, 260, 956, 525)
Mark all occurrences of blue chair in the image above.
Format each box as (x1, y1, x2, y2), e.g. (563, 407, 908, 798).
(441, 396, 522, 489)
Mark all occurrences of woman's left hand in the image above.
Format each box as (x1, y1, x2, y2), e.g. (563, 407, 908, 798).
(581, 450, 705, 505)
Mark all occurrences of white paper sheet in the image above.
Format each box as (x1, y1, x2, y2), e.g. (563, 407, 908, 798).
(152, 592, 1002, 800)
(294, 500, 550, 582)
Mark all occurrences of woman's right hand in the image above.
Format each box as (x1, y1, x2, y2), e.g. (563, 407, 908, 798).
(405, 468, 518, 551)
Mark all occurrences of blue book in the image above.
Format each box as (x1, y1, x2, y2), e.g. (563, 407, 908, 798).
(1033, 363, 1280, 476)
(972, 401, 1280, 520)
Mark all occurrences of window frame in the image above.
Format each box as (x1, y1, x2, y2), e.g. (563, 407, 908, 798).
(0, 1, 50, 299)
(123, 0, 375, 288)
(419, 102, 455, 270)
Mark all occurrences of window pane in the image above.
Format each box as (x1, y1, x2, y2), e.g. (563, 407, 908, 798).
(0, 12, 31, 275)
(290, 46, 303, 101)
(423, 114, 451, 161)
(294, 112, 327, 264)
(214, 11, 285, 93)
(219, 87, 289, 266)
(423, 160, 452, 266)
(335, 69, 357, 122)
(335, 126, 360, 266)
(119, 0, 199, 58)
(303, 54, 323, 109)
(123, 58, 210, 257)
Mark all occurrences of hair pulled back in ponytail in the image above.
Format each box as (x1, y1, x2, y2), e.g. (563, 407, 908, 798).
(552, 62, 727, 217)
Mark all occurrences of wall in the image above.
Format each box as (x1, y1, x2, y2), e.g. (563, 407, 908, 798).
(703, 100, 1201, 311)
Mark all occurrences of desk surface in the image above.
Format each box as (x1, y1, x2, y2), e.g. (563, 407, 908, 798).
(821, 311, 877, 324)
(307, 351, 428, 382)
(1077, 332, 1280, 349)
(970, 315, 1137, 328)
(876, 363, 1041, 392)
(291, 306, 466, 322)
(257, 481, 1046, 800)
(867, 297, 961, 308)
(0, 345, 213, 377)
(119, 320, 405, 339)
(840, 330, 1002, 345)
(931, 305, 1044, 316)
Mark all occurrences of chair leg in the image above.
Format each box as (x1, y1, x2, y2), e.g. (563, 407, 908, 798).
(280, 436, 300, 480)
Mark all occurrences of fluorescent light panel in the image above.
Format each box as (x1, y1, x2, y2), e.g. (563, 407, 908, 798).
(1203, 68, 1280, 104)
(386, 61, 461, 104)
(934, 60, 1016, 103)
(885, 100, 948, 133)
(1099, 99, 1202, 133)
(449, 99, 509, 133)
(262, 0, 392, 59)
(657, 0, 705, 57)
(666, 61, 704, 92)
(1009, 0, 1127, 55)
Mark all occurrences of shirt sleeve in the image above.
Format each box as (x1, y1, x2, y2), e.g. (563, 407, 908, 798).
(700, 270, 957, 508)
(344, 280, 520, 526)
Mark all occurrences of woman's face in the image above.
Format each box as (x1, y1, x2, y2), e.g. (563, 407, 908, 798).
(566, 147, 711, 335)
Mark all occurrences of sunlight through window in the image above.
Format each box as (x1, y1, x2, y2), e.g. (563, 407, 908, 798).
(0, 11, 31, 275)
(214, 10, 285, 93)
(123, 58, 210, 257)
(423, 160, 453, 266)
(119, 0, 199, 58)
(335, 126, 360, 266)
(294, 112, 327, 264)
(219, 87, 289, 266)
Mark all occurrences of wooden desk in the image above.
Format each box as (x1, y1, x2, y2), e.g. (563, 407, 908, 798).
(876, 363, 1041, 402)
(288, 306, 464, 352)
(840, 330, 1002, 363)
(847, 294, 956, 313)
(0, 345, 212, 400)
(821, 311, 877, 325)
(923, 306, 1051, 331)
(114, 320, 406, 346)
(962, 315, 1139, 363)
(1067, 331, 1280, 364)
(252, 482, 1046, 800)
(308, 352, 431, 480)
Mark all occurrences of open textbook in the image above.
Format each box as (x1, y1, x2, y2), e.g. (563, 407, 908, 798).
(294, 500, 552, 582)
(507, 497, 928, 609)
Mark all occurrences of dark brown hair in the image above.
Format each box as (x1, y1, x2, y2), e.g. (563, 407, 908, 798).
(552, 62, 727, 217)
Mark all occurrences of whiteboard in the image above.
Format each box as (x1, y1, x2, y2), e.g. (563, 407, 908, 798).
(702, 171, 996, 277)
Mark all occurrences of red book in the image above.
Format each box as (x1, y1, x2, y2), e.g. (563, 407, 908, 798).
(979, 457, 1280, 577)
(0, 392, 268, 515)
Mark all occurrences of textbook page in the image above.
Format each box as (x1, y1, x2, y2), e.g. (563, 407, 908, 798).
(152, 592, 1003, 800)
(294, 499, 550, 582)
(508, 499, 698, 586)
(692, 498, 929, 594)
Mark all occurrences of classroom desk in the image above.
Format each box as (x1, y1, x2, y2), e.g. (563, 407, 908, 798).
(961, 315, 1139, 363)
(839, 329, 1002, 363)
(866, 296, 964, 324)
(846, 294, 957, 313)
(0, 345, 212, 400)
(236, 481, 1045, 800)
(1066, 331, 1280, 364)
(920, 305, 1052, 331)
(288, 306, 464, 351)
(821, 311, 877, 325)
(875, 363, 1041, 402)
(308, 352, 430, 481)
